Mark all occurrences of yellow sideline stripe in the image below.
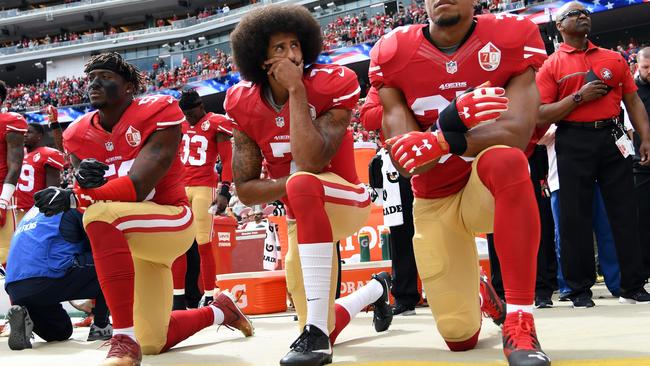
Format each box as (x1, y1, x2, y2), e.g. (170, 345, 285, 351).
(341, 360, 650, 366)
(172, 359, 650, 366)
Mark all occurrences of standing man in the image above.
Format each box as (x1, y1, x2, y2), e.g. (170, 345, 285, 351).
(227, 5, 393, 365)
(360, 86, 421, 315)
(171, 89, 233, 309)
(633, 47, 650, 278)
(536, 2, 650, 307)
(0, 80, 27, 266)
(34, 52, 252, 366)
(14, 123, 65, 224)
(369, 0, 549, 365)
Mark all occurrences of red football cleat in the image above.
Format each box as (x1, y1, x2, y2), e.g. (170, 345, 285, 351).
(74, 314, 94, 328)
(211, 291, 254, 337)
(479, 269, 506, 326)
(101, 334, 142, 366)
(502, 310, 550, 366)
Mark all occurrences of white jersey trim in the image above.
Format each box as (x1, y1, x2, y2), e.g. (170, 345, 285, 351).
(116, 205, 192, 231)
(333, 86, 361, 104)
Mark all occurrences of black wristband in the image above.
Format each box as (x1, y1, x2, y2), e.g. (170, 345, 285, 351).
(50, 122, 61, 130)
(441, 130, 467, 155)
(438, 98, 468, 133)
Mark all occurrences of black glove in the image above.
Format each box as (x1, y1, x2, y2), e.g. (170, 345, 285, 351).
(34, 187, 77, 217)
(75, 158, 109, 189)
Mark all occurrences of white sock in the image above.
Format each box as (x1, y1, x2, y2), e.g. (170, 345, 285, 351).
(173, 289, 185, 295)
(507, 304, 534, 314)
(336, 277, 384, 317)
(298, 242, 333, 335)
(211, 305, 225, 325)
(113, 327, 136, 342)
(204, 290, 214, 297)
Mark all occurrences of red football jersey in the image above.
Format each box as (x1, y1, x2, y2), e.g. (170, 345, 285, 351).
(225, 64, 361, 205)
(0, 112, 28, 185)
(181, 112, 233, 187)
(63, 95, 188, 206)
(369, 14, 547, 199)
(15, 146, 65, 210)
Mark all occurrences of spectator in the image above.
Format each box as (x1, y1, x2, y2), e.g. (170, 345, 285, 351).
(536, 2, 650, 307)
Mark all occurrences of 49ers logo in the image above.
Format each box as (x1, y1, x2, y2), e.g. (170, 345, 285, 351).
(125, 126, 141, 147)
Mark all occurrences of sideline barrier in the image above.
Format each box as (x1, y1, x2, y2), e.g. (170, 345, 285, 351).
(217, 270, 287, 315)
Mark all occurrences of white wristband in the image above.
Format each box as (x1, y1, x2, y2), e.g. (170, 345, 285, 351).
(0, 183, 15, 202)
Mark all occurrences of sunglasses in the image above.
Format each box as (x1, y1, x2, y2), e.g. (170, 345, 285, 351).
(558, 9, 591, 22)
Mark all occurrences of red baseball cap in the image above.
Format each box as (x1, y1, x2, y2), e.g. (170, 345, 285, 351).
(590, 56, 626, 89)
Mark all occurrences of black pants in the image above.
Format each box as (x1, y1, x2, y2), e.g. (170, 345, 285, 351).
(488, 146, 557, 299)
(5, 265, 108, 342)
(556, 124, 644, 298)
(634, 168, 650, 279)
(389, 175, 421, 307)
(184, 241, 202, 308)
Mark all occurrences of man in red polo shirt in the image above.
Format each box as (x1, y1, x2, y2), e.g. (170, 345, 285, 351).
(537, 1, 650, 308)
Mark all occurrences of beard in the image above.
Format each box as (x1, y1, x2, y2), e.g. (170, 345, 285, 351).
(434, 13, 461, 27)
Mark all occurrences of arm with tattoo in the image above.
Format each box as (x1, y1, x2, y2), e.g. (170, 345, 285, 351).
(233, 129, 287, 206)
(5, 132, 24, 186)
(289, 85, 351, 173)
(128, 125, 181, 201)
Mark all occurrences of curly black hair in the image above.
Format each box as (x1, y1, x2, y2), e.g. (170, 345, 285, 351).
(84, 52, 146, 93)
(0, 80, 7, 103)
(230, 4, 323, 85)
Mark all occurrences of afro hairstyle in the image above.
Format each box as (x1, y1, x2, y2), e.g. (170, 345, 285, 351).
(230, 4, 323, 85)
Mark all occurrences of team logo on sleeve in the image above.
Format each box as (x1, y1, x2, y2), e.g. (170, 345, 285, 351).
(478, 42, 501, 71)
(275, 117, 285, 127)
(33, 152, 41, 162)
(600, 68, 612, 80)
(201, 120, 210, 131)
(446, 61, 458, 74)
(125, 126, 142, 147)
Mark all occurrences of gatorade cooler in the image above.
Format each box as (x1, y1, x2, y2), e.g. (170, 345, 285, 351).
(339, 260, 392, 298)
(217, 270, 287, 315)
(353, 146, 377, 185)
(212, 215, 238, 275)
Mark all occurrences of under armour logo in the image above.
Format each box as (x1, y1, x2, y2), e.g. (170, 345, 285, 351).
(528, 352, 550, 361)
(460, 106, 471, 119)
(412, 139, 432, 156)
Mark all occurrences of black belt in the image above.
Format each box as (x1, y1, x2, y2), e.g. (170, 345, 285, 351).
(558, 118, 618, 129)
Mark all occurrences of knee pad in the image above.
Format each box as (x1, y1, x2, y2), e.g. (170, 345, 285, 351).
(477, 147, 530, 193)
(437, 313, 480, 344)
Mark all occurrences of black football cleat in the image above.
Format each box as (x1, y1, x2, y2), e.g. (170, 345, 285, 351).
(371, 272, 393, 332)
(280, 325, 332, 366)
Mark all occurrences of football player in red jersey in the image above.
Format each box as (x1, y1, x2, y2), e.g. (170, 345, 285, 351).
(15, 123, 65, 223)
(34, 53, 252, 366)
(171, 89, 233, 309)
(0, 80, 27, 266)
(227, 5, 392, 365)
(369, 0, 550, 365)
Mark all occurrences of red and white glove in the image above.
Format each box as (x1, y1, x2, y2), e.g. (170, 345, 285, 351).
(387, 131, 450, 173)
(438, 83, 508, 132)
(44, 105, 59, 126)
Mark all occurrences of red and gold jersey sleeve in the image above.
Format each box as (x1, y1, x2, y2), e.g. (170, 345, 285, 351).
(43, 147, 65, 171)
(3, 112, 28, 134)
(308, 65, 361, 111)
